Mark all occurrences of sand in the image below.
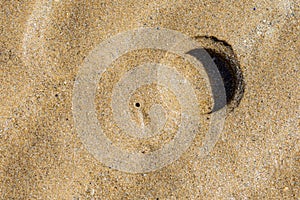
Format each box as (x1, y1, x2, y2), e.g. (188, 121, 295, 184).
(0, 0, 299, 199)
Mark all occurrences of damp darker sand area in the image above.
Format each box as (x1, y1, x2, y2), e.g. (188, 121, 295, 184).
(1, 0, 299, 199)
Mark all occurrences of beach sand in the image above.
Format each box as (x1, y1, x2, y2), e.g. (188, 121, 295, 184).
(0, 0, 299, 199)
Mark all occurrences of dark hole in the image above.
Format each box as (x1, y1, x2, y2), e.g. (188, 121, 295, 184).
(187, 40, 244, 112)
(205, 49, 236, 105)
(135, 102, 140, 107)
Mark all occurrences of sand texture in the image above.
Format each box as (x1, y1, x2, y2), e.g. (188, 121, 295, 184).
(1, 0, 299, 199)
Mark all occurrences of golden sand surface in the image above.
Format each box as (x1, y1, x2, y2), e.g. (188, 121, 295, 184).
(1, 0, 299, 199)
